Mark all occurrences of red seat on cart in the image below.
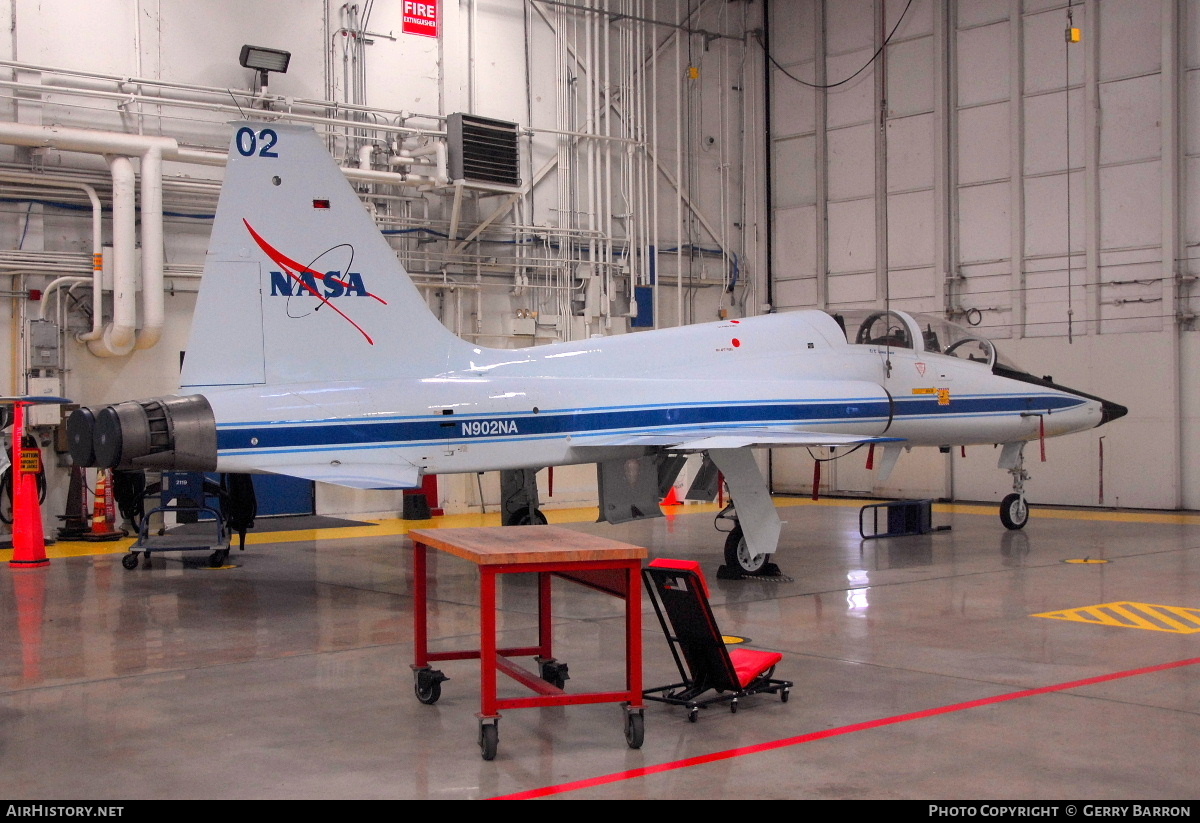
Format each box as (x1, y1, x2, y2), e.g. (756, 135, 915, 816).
(642, 559, 792, 721)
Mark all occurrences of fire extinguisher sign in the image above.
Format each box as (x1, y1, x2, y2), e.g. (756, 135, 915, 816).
(403, 1, 439, 38)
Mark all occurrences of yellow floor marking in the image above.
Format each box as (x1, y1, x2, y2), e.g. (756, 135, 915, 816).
(5, 496, 1200, 563)
(1064, 558, 1109, 564)
(1033, 601, 1200, 633)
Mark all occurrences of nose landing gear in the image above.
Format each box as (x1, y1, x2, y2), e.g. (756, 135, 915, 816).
(1000, 444, 1031, 530)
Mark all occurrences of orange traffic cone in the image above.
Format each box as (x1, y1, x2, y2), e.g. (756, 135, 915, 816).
(83, 469, 124, 542)
(9, 403, 49, 568)
(662, 486, 681, 506)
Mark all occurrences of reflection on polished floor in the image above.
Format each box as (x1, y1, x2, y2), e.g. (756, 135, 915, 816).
(1, 497, 1198, 800)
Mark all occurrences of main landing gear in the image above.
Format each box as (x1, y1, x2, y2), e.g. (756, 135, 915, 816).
(1000, 445, 1031, 530)
(718, 510, 783, 579)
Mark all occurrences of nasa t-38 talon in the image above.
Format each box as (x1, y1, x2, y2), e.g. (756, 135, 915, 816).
(66, 122, 1128, 577)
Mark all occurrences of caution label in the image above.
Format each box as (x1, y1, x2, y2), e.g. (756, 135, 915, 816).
(19, 449, 41, 474)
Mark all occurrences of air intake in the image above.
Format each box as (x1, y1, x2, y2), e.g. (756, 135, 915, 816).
(447, 113, 521, 188)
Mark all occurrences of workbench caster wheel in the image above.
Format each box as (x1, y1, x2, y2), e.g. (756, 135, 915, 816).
(688, 707, 699, 723)
(624, 710, 644, 749)
(121, 553, 139, 570)
(1000, 493, 1029, 530)
(414, 668, 446, 705)
(479, 722, 499, 761)
(730, 698, 738, 714)
(781, 688, 790, 703)
(209, 549, 229, 568)
(538, 658, 569, 690)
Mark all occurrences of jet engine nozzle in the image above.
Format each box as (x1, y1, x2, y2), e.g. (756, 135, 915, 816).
(67, 395, 218, 471)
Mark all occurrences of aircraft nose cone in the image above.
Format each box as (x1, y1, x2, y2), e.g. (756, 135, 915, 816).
(1100, 398, 1128, 426)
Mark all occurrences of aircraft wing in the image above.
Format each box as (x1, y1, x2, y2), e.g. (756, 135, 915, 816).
(573, 428, 904, 451)
(263, 463, 420, 490)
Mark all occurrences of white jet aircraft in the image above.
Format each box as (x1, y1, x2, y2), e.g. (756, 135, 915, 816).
(67, 123, 1127, 576)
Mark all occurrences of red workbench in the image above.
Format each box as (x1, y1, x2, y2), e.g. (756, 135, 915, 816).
(408, 525, 648, 760)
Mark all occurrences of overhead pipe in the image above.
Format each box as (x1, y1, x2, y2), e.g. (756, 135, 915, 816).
(0, 122, 200, 356)
(0, 172, 104, 339)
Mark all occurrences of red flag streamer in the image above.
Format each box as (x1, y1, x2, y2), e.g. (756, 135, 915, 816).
(812, 460, 821, 501)
(961, 445, 966, 458)
(865, 444, 875, 470)
(1039, 415, 1047, 462)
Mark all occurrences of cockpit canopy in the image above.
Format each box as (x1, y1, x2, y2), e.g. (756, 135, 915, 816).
(829, 309, 1021, 371)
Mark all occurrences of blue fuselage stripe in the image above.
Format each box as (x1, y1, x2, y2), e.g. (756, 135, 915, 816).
(215, 394, 1085, 454)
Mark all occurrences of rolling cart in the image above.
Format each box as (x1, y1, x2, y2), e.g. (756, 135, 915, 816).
(121, 472, 231, 569)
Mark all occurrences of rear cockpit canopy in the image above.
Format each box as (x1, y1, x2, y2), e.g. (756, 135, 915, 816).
(829, 309, 1022, 372)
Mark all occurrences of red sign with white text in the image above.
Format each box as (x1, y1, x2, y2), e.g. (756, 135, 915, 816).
(403, 1, 439, 38)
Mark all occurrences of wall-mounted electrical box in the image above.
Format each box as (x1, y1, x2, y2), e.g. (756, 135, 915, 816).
(27, 320, 60, 370)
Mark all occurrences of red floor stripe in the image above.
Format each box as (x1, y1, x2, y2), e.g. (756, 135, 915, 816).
(492, 656, 1200, 800)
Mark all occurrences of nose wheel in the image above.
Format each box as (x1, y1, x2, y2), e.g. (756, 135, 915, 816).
(1000, 493, 1029, 530)
(1000, 444, 1031, 530)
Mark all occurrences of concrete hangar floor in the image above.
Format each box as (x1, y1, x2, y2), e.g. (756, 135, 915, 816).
(0, 496, 1197, 801)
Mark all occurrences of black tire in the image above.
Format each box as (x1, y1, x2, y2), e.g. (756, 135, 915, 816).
(539, 660, 567, 690)
(1000, 493, 1029, 530)
(624, 712, 644, 749)
(0, 467, 11, 525)
(0, 462, 48, 525)
(781, 688, 790, 703)
(688, 707, 699, 723)
(209, 549, 230, 568)
(730, 699, 738, 714)
(414, 672, 442, 705)
(723, 524, 770, 574)
(121, 553, 139, 570)
(479, 723, 498, 760)
(506, 507, 548, 526)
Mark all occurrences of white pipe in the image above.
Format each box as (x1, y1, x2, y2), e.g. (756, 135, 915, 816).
(38, 276, 92, 320)
(135, 147, 163, 350)
(0, 172, 104, 338)
(91, 155, 136, 357)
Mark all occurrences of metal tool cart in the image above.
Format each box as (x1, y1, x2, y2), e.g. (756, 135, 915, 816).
(122, 472, 231, 569)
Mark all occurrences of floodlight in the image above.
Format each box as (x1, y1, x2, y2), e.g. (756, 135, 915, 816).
(239, 45, 291, 91)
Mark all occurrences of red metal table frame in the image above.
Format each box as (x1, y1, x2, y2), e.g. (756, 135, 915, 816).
(409, 526, 647, 758)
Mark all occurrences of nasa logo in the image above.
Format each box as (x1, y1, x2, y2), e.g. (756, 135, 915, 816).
(269, 270, 370, 299)
(243, 218, 388, 345)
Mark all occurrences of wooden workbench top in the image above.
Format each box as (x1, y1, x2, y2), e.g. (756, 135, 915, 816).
(407, 526, 648, 566)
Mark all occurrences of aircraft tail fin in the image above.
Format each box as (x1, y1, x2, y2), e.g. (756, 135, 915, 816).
(181, 122, 471, 389)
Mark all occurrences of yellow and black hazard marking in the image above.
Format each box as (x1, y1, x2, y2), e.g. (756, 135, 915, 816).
(1033, 602, 1200, 633)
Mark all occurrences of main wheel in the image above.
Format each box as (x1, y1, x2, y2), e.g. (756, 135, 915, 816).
(506, 507, 548, 526)
(624, 711, 644, 749)
(1000, 493, 1029, 530)
(479, 723, 499, 760)
(209, 549, 230, 567)
(724, 524, 770, 574)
